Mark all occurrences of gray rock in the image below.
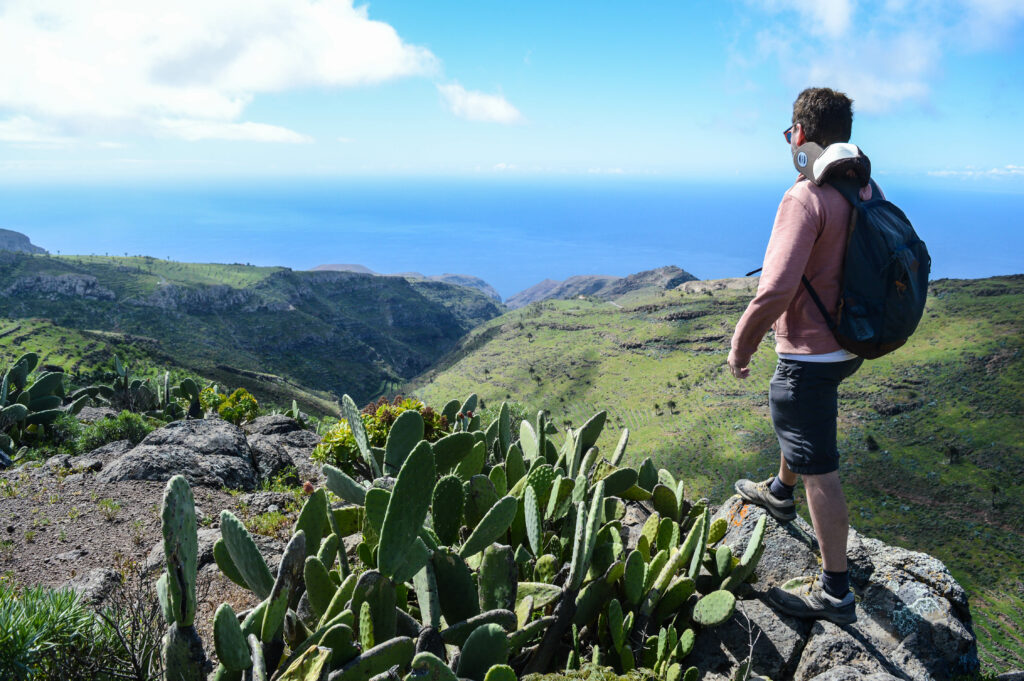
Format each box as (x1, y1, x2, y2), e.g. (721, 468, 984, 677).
(97, 419, 258, 490)
(43, 454, 72, 474)
(55, 549, 89, 561)
(805, 666, 903, 681)
(709, 496, 979, 681)
(238, 491, 295, 515)
(71, 457, 104, 473)
(77, 439, 133, 463)
(691, 597, 811, 680)
(995, 672, 1024, 681)
(76, 406, 119, 423)
(244, 415, 321, 483)
(65, 568, 122, 606)
(794, 620, 894, 680)
(714, 495, 820, 589)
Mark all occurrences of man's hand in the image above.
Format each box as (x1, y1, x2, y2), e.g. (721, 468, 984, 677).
(728, 349, 750, 380)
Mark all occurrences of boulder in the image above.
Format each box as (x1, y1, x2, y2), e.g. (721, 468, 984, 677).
(76, 406, 119, 423)
(145, 527, 285, 575)
(98, 419, 258, 490)
(238, 491, 296, 515)
(65, 568, 122, 606)
(694, 497, 980, 681)
(243, 415, 321, 483)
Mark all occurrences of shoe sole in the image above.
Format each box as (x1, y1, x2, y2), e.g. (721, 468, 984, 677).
(767, 592, 857, 625)
(734, 482, 797, 522)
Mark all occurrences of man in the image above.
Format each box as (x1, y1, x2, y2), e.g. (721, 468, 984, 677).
(728, 87, 872, 625)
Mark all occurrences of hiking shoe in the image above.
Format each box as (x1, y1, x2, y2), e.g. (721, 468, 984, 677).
(734, 477, 797, 522)
(766, 575, 857, 625)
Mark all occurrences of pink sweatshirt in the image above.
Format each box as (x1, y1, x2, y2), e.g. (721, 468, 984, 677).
(731, 176, 874, 363)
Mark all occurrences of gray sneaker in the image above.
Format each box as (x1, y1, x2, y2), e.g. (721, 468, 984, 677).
(767, 575, 857, 625)
(734, 477, 797, 522)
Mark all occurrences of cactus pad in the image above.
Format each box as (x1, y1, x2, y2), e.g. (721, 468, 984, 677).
(692, 589, 736, 627)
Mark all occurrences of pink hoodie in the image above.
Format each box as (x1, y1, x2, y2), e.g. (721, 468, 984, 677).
(731, 176, 874, 363)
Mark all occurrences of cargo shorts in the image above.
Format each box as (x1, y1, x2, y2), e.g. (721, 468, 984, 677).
(769, 357, 863, 475)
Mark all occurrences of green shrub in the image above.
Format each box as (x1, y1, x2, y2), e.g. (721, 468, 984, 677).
(311, 395, 451, 472)
(16, 413, 83, 461)
(76, 411, 154, 453)
(200, 386, 259, 424)
(0, 582, 120, 680)
(216, 388, 259, 425)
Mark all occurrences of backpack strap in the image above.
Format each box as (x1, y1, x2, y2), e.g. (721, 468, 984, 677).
(804, 176, 873, 331)
(801, 275, 837, 330)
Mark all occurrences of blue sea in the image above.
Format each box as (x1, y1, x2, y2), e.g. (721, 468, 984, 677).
(1, 178, 1020, 299)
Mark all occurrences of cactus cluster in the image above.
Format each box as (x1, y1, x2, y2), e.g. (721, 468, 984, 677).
(160, 396, 768, 680)
(0, 351, 87, 465)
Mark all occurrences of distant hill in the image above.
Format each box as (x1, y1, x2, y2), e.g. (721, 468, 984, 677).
(0, 253, 504, 407)
(312, 264, 502, 302)
(505, 265, 697, 308)
(411, 274, 1024, 672)
(0, 229, 46, 255)
(311, 263, 375, 275)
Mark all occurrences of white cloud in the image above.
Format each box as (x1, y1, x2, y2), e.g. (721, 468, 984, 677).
(0, 116, 74, 146)
(928, 165, 1024, 177)
(742, 1, 1024, 114)
(0, 0, 437, 143)
(749, 0, 854, 38)
(437, 83, 525, 124)
(156, 119, 313, 143)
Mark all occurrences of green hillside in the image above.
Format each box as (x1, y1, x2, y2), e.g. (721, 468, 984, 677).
(0, 252, 504, 410)
(411, 275, 1024, 673)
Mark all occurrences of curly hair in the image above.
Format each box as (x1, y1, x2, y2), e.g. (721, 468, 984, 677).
(792, 87, 853, 146)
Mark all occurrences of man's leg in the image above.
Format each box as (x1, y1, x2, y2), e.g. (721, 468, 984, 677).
(777, 453, 797, 486)
(802, 471, 847, 572)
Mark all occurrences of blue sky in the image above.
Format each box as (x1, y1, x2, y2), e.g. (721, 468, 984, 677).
(1, 1, 1022, 187)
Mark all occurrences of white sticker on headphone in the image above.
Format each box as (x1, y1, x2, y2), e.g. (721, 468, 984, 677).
(797, 151, 807, 167)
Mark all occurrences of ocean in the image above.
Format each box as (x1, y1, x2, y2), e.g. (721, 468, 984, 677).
(1, 178, 1020, 299)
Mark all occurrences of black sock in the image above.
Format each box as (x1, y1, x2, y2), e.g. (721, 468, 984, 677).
(769, 476, 795, 500)
(821, 570, 850, 600)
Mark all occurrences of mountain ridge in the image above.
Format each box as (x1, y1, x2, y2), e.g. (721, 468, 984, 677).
(0, 252, 504, 406)
(312, 263, 502, 302)
(506, 265, 698, 308)
(0, 228, 47, 255)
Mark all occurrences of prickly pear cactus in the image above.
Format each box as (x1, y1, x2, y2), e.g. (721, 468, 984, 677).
(693, 589, 737, 627)
(193, 396, 770, 680)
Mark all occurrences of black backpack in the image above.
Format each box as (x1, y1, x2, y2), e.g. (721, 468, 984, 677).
(749, 143, 931, 359)
(796, 143, 931, 359)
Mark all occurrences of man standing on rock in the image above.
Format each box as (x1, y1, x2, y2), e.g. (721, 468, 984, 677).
(728, 87, 873, 625)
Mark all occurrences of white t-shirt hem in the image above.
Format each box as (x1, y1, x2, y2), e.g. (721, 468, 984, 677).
(777, 349, 858, 363)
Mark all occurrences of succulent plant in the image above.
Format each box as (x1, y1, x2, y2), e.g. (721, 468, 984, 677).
(162, 395, 768, 680)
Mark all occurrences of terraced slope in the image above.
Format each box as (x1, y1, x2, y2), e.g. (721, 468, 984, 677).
(412, 274, 1024, 673)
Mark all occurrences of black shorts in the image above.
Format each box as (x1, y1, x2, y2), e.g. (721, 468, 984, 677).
(769, 357, 863, 476)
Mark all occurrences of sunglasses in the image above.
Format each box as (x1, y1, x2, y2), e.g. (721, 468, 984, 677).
(784, 124, 798, 144)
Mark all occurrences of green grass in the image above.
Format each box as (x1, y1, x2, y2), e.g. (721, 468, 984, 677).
(0, 251, 503, 410)
(412, 275, 1024, 673)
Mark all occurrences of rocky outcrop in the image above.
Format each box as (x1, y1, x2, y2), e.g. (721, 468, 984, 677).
(0, 228, 46, 254)
(691, 497, 979, 681)
(243, 414, 321, 483)
(97, 419, 259, 490)
(127, 283, 264, 311)
(88, 416, 318, 491)
(506, 265, 698, 308)
(676, 276, 758, 295)
(4, 274, 114, 300)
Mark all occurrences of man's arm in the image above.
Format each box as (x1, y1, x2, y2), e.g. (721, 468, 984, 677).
(729, 192, 820, 378)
